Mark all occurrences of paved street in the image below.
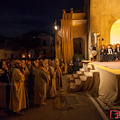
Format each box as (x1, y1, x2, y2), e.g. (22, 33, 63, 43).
(1, 75, 107, 120)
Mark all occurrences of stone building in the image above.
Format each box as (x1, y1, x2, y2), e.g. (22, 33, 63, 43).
(88, 0, 120, 60)
(0, 31, 55, 60)
(38, 33, 55, 59)
(55, 9, 87, 64)
(0, 36, 20, 60)
(90, 0, 120, 44)
(55, 0, 120, 62)
(0, 49, 19, 60)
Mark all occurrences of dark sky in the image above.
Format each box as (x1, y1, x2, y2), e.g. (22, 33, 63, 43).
(0, 0, 84, 37)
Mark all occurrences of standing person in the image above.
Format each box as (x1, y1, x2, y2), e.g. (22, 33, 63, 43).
(26, 60, 32, 71)
(34, 59, 50, 105)
(106, 46, 113, 61)
(60, 59, 65, 73)
(30, 61, 37, 99)
(44, 59, 49, 70)
(115, 45, 120, 60)
(113, 48, 117, 61)
(63, 60, 68, 75)
(60, 59, 67, 75)
(89, 43, 97, 61)
(55, 59, 62, 90)
(48, 61, 57, 98)
(9, 60, 26, 116)
(21, 60, 30, 107)
(31, 61, 37, 76)
(68, 60, 74, 74)
(0, 61, 10, 116)
(48, 59, 51, 66)
(100, 46, 106, 62)
(75, 57, 80, 72)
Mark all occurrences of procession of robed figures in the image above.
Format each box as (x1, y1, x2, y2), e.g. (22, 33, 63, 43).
(0, 58, 63, 116)
(0, 42, 120, 117)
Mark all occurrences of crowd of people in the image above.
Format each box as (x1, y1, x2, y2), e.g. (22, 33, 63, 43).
(0, 58, 63, 116)
(1, 44, 119, 117)
(100, 44, 120, 62)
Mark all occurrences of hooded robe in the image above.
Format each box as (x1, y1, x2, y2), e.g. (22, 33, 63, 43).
(9, 68, 26, 112)
(34, 67, 50, 105)
(48, 66, 57, 98)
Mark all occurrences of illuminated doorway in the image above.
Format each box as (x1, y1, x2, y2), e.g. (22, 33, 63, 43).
(111, 19, 120, 44)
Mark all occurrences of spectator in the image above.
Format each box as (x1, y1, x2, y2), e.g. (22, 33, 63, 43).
(115, 45, 120, 60)
(106, 46, 113, 61)
(100, 46, 106, 62)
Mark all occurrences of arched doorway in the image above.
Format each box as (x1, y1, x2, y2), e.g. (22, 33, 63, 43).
(73, 38, 83, 54)
(110, 19, 120, 44)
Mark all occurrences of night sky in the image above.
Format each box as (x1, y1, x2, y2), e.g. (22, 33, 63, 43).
(0, 0, 84, 37)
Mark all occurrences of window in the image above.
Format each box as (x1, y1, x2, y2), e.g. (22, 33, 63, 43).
(43, 49, 46, 55)
(43, 40, 46, 46)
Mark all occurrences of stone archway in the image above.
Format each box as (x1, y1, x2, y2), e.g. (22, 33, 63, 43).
(110, 19, 120, 44)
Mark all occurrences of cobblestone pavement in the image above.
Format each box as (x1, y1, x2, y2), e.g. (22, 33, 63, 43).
(1, 75, 104, 120)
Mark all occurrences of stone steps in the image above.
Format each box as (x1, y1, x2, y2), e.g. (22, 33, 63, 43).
(69, 64, 95, 92)
(70, 76, 74, 82)
(79, 76, 87, 81)
(79, 68, 84, 74)
(72, 74, 79, 78)
(75, 79, 84, 91)
(76, 71, 83, 76)
(75, 79, 81, 85)
(84, 72, 93, 77)
(70, 82, 76, 92)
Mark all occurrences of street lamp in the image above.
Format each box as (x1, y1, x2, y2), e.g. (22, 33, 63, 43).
(54, 25, 58, 30)
(54, 19, 58, 30)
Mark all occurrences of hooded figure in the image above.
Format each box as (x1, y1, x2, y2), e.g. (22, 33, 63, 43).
(0, 61, 10, 116)
(21, 60, 30, 107)
(48, 61, 57, 98)
(34, 59, 50, 105)
(55, 59, 62, 90)
(9, 60, 26, 115)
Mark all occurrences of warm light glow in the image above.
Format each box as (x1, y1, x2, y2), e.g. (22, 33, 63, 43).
(111, 19, 120, 44)
(54, 26, 58, 30)
(22, 54, 25, 58)
(28, 54, 31, 58)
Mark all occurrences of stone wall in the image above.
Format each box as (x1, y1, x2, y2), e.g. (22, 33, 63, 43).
(90, 0, 120, 47)
(0, 49, 19, 60)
